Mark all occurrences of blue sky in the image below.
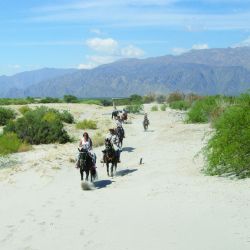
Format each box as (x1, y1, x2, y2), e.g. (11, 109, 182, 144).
(1, 0, 250, 75)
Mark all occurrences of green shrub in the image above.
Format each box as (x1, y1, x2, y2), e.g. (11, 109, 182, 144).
(169, 100, 191, 111)
(160, 104, 167, 111)
(151, 105, 158, 111)
(0, 133, 31, 155)
(167, 92, 185, 103)
(203, 101, 250, 178)
(130, 94, 143, 103)
(4, 107, 70, 144)
(143, 93, 156, 103)
(63, 95, 79, 103)
(186, 96, 219, 123)
(0, 107, 16, 125)
(19, 106, 32, 115)
(60, 110, 74, 124)
(125, 104, 144, 114)
(39, 97, 62, 103)
(76, 119, 97, 130)
(100, 99, 113, 106)
(0, 98, 32, 105)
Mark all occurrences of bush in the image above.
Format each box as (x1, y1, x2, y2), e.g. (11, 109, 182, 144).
(0, 107, 16, 125)
(160, 104, 167, 111)
(92, 132, 105, 147)
(151, 105, 158, 111)
(100, 99, 113, 106)
(169, 100, 191, 111)
(167, 92, 185, 103)
(63, 95, 79, 103)
(130, 94, 143, 103)
(186, 96, 219, 123)
(76, 119, 97, 130)
(19, 106, 32, 115)
(39, 97, 62, 103)
(4, 107, 70, 144)
(60, 110, 74, 124)
(203, 101, 250, 178)
(0, 133, 31, 155)
(125, 104, 144, 114)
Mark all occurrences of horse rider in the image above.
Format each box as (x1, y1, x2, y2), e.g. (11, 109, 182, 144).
(76, 132, 96, 168)
(104, 128, 121, 163)
(115, 116, 125, 138)
(144, 113, 149, 123)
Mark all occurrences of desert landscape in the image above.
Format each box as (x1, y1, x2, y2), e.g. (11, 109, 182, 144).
(0, 103, 249, 250)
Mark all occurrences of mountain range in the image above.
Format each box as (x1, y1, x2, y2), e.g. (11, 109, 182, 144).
(1, 47, 250, 98)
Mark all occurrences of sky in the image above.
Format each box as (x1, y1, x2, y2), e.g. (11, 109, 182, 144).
(1, 0, 250, 75)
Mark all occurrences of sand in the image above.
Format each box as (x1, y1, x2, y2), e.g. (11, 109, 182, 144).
(0, 104, 250, 250)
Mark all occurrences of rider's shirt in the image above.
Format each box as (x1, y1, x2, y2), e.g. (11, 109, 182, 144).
(106, 133, 120, 150)
(79, 138, 92, 151)
(116, 120, 123, 128)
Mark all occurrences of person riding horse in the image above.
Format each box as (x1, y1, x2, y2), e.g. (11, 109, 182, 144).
(76, 132, 96, 168)
(143, 113, 150, 131)
(76, 132, 97, 181)
(115, 116, 125, 138)
(102, 128, 121, 163)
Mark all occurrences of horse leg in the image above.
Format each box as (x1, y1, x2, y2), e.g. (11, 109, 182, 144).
(111, 164, 114, 177)
(86, 170, 89, 181)
(80, 170, 83, 181)
(106, 163, 110, 176)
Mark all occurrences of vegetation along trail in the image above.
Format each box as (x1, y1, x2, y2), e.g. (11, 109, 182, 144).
(0, 104, 250, 250)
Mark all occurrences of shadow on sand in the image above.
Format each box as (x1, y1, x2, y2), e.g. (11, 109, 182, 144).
(115, 168, 137, 177)
(122, 147, 136, 153)
(144, 129, 154, 133)
(94, 180, 114, 189)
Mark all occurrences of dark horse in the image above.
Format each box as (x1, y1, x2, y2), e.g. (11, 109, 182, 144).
(143, 118, 149, 131)
(103, 139, 118, 177)
(116, 127, 125, 147)
(111, 110, 119, 119)
(78, 148, 97, 182)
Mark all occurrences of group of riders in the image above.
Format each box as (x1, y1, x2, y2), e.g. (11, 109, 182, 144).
(76, 108, 149, 180)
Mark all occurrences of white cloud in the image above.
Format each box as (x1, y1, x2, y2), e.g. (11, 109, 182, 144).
(86, 38, 118, 53)
(78, 37, 145, 69)
(192, 43, 209, 50)
(121, 45, 145, 57)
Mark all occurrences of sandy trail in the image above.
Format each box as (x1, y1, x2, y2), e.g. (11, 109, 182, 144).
(0, 106, 250, 250)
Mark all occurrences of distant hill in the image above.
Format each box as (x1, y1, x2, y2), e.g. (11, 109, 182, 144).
(1, 47, 250, 98)
(0, 68, 77, 98)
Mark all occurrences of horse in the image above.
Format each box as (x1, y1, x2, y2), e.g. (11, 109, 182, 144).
(112, 110, 119, 119)
(121, 112, 128, 123)
(78, 148, 97, 182)
(116, 127, 125, 147)
(103, 139, 118, 177)
(143, 118, 149, 131)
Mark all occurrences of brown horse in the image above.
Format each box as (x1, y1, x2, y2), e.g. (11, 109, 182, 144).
(103, 139, 118, 177)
